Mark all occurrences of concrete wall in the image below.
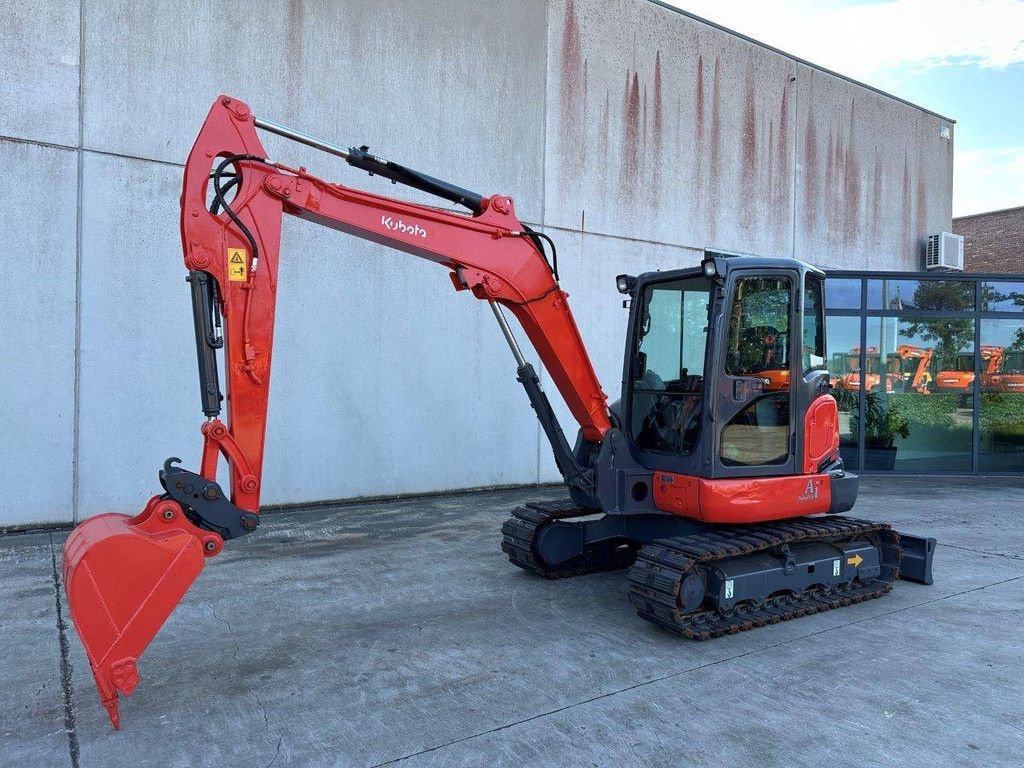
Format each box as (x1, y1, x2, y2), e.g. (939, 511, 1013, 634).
(545, 0, 954, 269)
(0, 0, 954, 526)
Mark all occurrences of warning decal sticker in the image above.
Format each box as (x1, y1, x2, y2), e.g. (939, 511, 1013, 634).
(227, 248, 247, 281)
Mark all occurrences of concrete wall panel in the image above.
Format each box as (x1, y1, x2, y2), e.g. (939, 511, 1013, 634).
(0, 2, 79, 145)
(536, 229, 702, 481)
(546, 0, 797, 257)
(261, 215, 540, 504)
(793, 64, 954, 271)
(0, 141, 77, 525)
(82, 0, 547, 222)
(76, 155, 197, 517)
(75, 154, 540, 518)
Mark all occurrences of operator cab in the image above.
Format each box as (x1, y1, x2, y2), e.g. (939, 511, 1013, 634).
(619, 253, 829, 480)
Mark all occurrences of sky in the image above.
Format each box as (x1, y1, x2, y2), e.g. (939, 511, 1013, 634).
(666, 0, 1024, 217)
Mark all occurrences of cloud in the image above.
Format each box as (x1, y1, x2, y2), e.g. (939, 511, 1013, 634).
(665, 0, 1024, 81)
(954, 146, 1024, 216)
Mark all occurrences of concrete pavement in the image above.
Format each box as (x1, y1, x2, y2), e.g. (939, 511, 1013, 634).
(1, 477, 1022, 767)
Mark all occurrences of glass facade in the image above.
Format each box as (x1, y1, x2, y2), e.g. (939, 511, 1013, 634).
(826, 271, 1024, 474)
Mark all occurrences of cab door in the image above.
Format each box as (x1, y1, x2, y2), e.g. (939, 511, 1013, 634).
(710, 268, 799, 478)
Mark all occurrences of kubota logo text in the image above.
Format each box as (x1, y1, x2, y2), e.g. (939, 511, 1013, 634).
(381, 215, 427, 238)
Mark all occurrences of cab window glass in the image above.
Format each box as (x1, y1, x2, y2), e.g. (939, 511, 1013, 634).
(630, 277, 711, 455)
(720, 393, 790, 466)
(803, 278, 826, 372)
(720, 275, 792, 467)
(725, 277, 791, 377)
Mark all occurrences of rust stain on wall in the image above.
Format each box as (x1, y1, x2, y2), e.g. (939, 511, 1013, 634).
(559, 0, 585, 172)
(650, 50, 663, 207)
(620, 70, 641, 199)
(803, 102, 819, 236)
(824, 131, 836, 244)
(597, 91, 610, 169)
(871, 151, 883, 250)
(843, 101, 861, 246)
(902, 154, 913, 258)
(708, 56, 722, 240)
(690, 54, 706, 230)
(775, 85, 791, 245)
(916, 172, 928, 251)
(831, 129, 845, 250)
(652, 51, 664, 149)
(777, 87, 789, 177)
(695, 55, 705, 144)
(739, 60, 758, 234)
(642, 84, 648, 161)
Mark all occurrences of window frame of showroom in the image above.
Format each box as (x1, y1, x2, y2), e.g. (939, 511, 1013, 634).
(825, 269, 1024, 476)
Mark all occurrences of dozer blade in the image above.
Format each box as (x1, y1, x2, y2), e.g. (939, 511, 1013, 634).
(62, 495, 221, 729)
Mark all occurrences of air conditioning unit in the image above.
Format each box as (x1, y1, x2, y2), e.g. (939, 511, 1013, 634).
(925, 231, 964, 271)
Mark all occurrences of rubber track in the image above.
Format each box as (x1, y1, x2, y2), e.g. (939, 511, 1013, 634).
(501, 500, 636, 579)
(627, 516, 902, 640)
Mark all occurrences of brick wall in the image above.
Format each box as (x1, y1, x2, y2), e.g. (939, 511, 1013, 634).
(953, 206, 1024, 273)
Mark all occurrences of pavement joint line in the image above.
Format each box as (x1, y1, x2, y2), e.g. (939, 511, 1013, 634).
(48, 533, 80, 768)
(367, 573, 1024, 767)
(938, 542, 1023, 561)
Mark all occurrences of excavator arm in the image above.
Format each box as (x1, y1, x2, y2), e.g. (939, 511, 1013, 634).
(184, 95, 611, 512)
(63, 95, 610, 728)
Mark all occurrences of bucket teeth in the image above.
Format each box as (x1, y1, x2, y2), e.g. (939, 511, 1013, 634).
(102, 697, 121, 731)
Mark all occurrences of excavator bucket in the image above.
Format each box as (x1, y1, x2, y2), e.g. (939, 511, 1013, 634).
(62, 496, 219, 729)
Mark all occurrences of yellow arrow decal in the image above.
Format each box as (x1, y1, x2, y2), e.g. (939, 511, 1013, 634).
(847, 554, 864, 568)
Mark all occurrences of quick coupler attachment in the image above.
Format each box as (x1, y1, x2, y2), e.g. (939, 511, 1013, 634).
(159, 458, 259, 540)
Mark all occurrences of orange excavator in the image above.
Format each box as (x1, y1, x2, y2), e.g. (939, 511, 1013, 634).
(935, 345, 1002, 393)
(982, 348, 1024, 392)
(894, 344, 934, 394)
(833, 345, 932, 394)
(61, 96, 936, 729)
(831, 347, 900, 392)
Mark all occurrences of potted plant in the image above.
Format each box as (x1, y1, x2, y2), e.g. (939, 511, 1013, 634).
(861, 391, 910, 470)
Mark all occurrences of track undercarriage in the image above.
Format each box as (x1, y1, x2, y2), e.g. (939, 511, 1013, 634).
(503, 501, 931, 639)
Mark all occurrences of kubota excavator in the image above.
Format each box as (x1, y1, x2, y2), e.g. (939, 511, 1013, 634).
(62, 96, 936, 729)
(832, 347, 901, 392)
(894, 344, 934, 394)
(983, 348, 1024, 392)
(934, 345, 997, 394)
